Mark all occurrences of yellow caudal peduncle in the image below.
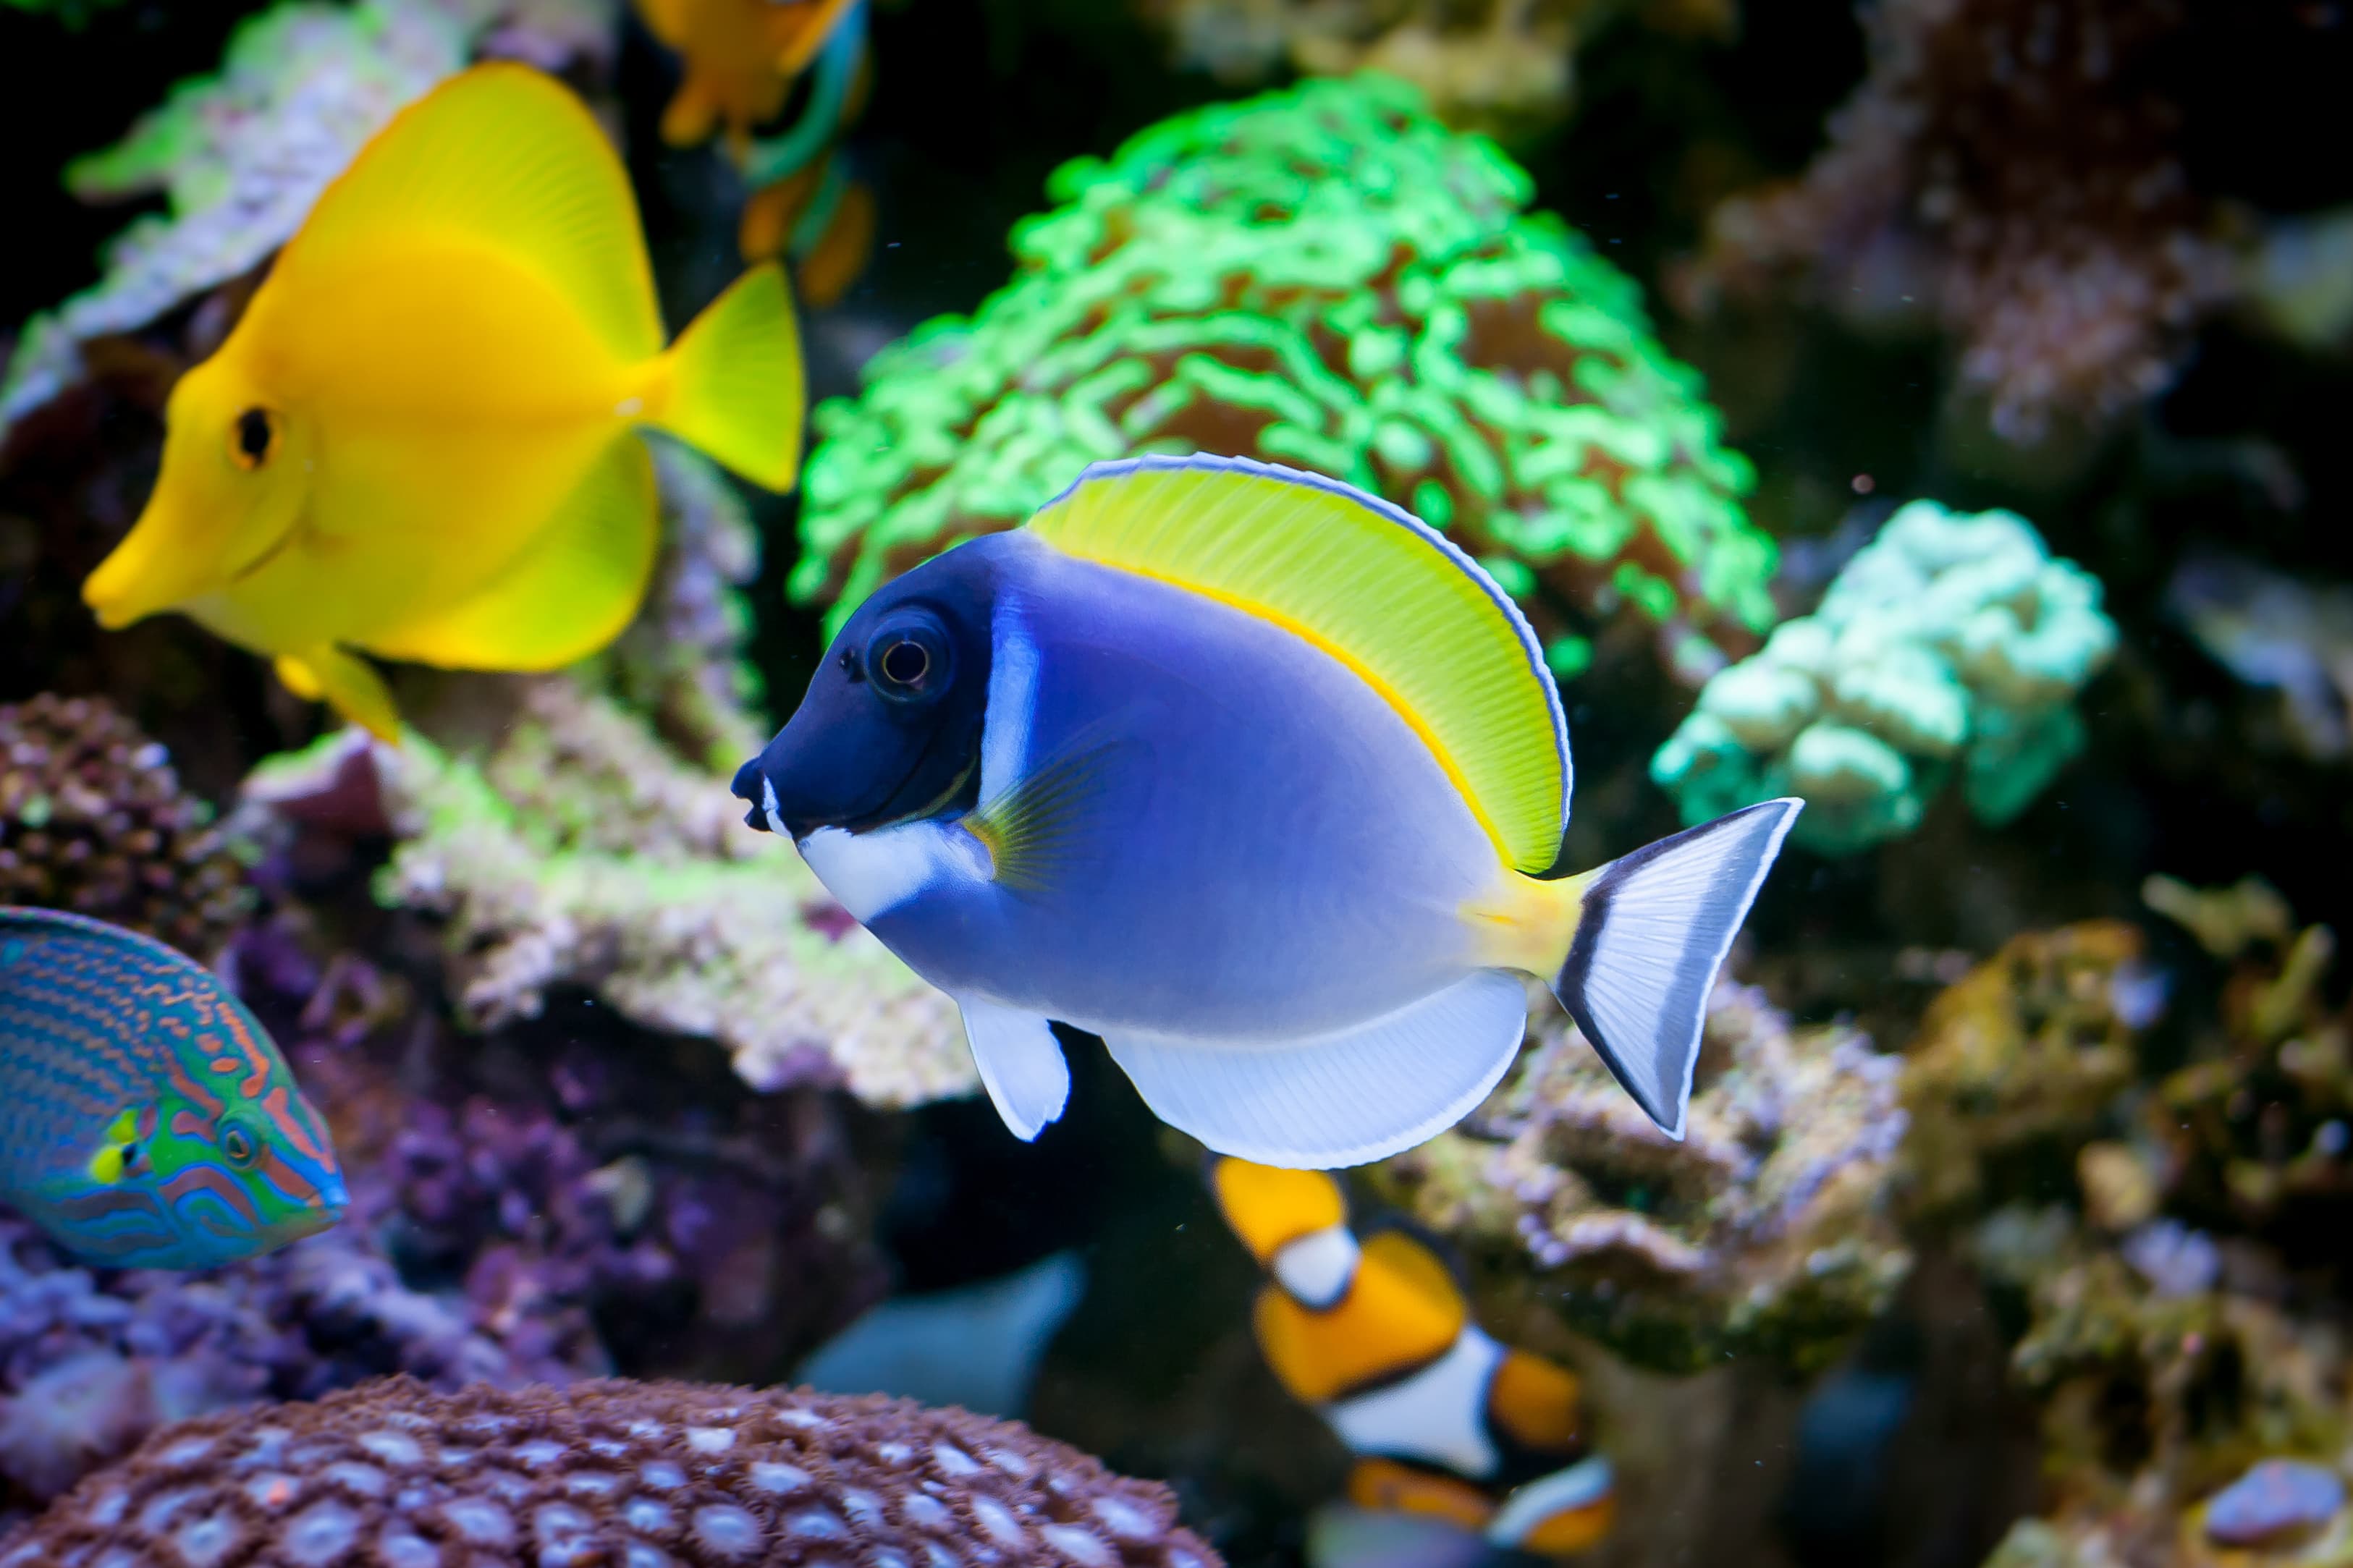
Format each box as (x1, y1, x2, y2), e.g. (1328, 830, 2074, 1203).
(1461, 868, 1592, 978)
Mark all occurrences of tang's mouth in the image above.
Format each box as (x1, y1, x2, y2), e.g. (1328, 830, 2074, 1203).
(730, 758, 778, 833)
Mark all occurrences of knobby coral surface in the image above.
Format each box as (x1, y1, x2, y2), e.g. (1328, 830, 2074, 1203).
(1138, 0, 1736, 139)
(1652, 499, 2117, 853)
(1372, 979, 1911, 1373)
(798, 74, 1773, 685)
(0, 1208, 548, 1520)
(1675, 0, 2234, 444)
(0, 692, 251, 957)
(0, 0, 620, 436)
(1, 1375, 1224, 1567)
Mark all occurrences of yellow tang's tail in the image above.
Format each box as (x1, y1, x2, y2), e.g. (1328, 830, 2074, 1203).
(642, 262, 805, 493)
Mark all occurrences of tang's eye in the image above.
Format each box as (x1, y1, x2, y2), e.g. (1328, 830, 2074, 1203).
(862, 609, 953, 705)
(230, 407, 279, 470)
(219, 1122, 258, 1169)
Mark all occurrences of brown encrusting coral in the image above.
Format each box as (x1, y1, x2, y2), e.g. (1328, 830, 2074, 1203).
(1, 1375, 1223, 1568)
(1372, 980, 1912, 1373)
(1675, 0, 2234, 443)
(1898, 922, 2153, 1218)
(1136, 0, 1736, 138)
(0, 692, 251, 957)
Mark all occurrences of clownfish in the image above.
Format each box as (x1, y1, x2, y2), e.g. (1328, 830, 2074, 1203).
(734, 453, 1800, 1169)
(81, 65, 805, 741)
(1209, 1156, 1614, 1560)
(0, 907, 347, 1271)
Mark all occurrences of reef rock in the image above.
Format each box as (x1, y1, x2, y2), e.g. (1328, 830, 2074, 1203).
(1, 1375, 1223, 1567)
(0, 692, 252, 957)
(1898, 923, 2151, 1218)
(1372, 979, 1910, 1373)
(1675, 0, 2234, 444)
(245, 677, 969, 1109)
(798, 74, 1773, 686)
(1137, 0, 1736, 139)
(1652, 499, 2117, 853)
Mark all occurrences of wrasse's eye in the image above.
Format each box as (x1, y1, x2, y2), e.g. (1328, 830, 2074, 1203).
(220, 1124, 258, 1169)
(863, 609, 952, 705)
(231, 407, 279, 470)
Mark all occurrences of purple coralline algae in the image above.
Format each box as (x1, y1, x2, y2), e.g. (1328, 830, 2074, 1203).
(2201, 1459, 2346, 1548)
(0, 1375, 1225, 1567)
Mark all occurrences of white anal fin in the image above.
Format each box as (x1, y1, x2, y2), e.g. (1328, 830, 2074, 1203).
(1102, 971, 1531, 1170)
(960, 997, 1071, 1142)
(1552, 797, 1802, 1140)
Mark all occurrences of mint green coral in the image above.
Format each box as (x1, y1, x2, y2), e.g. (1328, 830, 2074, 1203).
(1652, 500, 2118, 854)
(796, 74, 1773, 682)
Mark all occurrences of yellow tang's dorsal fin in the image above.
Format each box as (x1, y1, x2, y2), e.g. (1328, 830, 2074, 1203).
(1026, 455, 1570, 871)
(276, 63, 663, 364)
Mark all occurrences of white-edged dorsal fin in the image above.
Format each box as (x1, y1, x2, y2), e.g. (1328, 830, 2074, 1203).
(1101, 970, 1532, 1169)
(1025, 454, 1570, 872)
(276, 63, 662, 363)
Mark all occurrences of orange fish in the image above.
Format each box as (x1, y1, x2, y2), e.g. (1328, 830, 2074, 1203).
(634, 0, 861, 151)
(1211, 1157, 1615, 1560)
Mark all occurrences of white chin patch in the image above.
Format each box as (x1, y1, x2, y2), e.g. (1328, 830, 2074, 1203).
(762, 777, 786, 836)
(795, 821, 986, 923)
(1271, 1225, 1361, 1310)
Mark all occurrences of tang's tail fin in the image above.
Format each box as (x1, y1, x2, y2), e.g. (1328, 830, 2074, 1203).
(644, 262, 805, 492)
(1547, 799, 1802, 1139)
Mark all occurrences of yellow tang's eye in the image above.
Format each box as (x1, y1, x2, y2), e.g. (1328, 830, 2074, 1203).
(230, 407, 279, 470)
(220, 1124, 258, 1169)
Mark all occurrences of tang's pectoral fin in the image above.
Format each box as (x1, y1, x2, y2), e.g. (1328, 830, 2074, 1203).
(1547, 797, 1803, 1140)
(963, 732, 1132, 898)
(364, 437, 658, 674)
(1103, 971, 1532, 1171)
(276, 648, 401, 742)
(959, 998, 1071, 1142)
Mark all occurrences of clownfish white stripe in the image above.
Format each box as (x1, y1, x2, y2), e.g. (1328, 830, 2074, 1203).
(1485, 1456, 1615, 1549)
(1325, 1326, 1505, 1481)
(1272, 1224, 1361, 1310)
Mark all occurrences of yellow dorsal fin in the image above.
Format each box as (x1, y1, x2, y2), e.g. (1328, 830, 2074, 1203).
(276, 63, 662, 363)
(1026, 456, 1569, 871)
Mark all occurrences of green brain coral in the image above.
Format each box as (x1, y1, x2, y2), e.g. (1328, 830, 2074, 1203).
(1652, 499, 2118, 854)
(796, 74, 1773, 682)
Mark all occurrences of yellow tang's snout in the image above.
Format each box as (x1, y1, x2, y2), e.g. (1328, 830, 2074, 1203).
(83, 358, 311, 630)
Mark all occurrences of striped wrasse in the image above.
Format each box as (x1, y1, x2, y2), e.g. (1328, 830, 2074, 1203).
(0, 907, 346, 1270)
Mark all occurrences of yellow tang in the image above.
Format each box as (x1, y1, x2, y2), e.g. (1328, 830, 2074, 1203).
(82, 64, 806, 739)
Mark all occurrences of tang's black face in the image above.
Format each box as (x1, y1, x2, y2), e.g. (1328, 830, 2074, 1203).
(733, 539, 1003, 838)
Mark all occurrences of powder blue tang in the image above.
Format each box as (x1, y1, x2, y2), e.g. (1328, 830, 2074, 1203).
(737, 454, 1800, 1168)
